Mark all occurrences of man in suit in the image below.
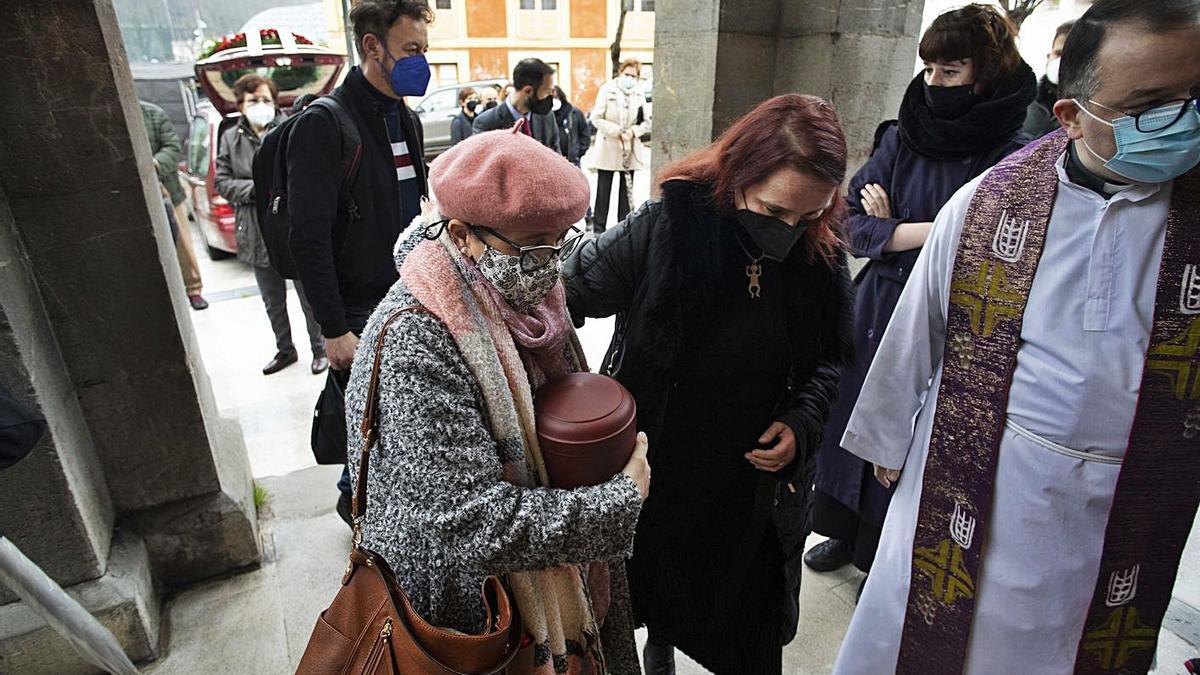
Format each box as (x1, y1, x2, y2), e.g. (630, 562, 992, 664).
(473, 58, 560, 151)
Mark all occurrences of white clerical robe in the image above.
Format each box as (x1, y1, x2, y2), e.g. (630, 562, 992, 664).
(833, 151, 1172, 674)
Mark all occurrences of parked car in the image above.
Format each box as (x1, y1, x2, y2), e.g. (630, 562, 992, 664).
(182, 29, 346, 259)
(413, 79, 507, 160)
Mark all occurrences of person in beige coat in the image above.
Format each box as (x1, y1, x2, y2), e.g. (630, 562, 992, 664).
(587, 58, 650, 234)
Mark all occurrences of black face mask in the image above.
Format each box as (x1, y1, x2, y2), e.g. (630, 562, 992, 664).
(484, 100, 498, 111)
(923, 83, 977, 119)
(466, 99, 479, 112)
(527, 91, 554, 115)
(736, 210, 808, 262)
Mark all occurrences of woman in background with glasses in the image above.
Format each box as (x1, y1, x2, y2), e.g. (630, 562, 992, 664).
(344, 127, 651, 674)
(565, 94, 854, 675)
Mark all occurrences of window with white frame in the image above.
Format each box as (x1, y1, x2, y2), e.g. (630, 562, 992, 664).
(435, 0, 451, 8)
(622, 0, 654, 10)
(520, 0, 558, 8)
(430, 63, 460, 89)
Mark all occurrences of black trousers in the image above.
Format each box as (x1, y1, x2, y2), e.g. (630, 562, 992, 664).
(253, 265, 324, 356)
(593, 169, 633, 234)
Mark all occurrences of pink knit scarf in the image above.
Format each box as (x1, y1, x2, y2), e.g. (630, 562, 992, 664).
(400, 233, 605, 674)
(462, 254, 573, 390)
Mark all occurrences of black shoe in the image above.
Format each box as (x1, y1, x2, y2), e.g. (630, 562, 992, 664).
(311, 355, 330, 375)
(803, 538, 854, 573)
(188, 294, 209, 310)
(336, 492, 353, 528)
(642, 637, 675, 675)
(856, 574, 868, 603)
(262, 351, 298, 375)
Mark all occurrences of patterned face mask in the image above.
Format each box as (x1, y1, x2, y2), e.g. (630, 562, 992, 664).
(476, 244, 561, 313)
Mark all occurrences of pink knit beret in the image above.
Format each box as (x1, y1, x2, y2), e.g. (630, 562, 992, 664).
(429, 124, 591, 236)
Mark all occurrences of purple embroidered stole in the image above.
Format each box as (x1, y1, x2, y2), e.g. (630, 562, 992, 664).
(895, 129, 1200, 675)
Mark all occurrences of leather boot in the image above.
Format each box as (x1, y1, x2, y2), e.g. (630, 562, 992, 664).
(642, 636, 676, 675)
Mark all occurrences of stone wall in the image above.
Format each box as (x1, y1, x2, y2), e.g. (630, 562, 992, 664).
(653, 0, 926, 176)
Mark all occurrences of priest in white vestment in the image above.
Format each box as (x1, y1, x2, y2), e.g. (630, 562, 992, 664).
(833, 2, 1200, 672)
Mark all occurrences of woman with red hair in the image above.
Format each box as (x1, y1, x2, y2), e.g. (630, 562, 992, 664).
(564, 94, 853, 674)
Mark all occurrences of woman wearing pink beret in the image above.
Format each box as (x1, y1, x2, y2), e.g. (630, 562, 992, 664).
(565, 95, 854, 674)
(342, 123, 651, 674)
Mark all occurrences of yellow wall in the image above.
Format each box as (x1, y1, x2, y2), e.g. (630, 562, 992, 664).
(467, 0, 508, 38)
(468, 48, 511, 82)
(571, 48, 609, 110)
(570, 0, 608, 39)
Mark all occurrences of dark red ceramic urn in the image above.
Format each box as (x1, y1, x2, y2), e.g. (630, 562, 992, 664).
(534, 372, 638, 489)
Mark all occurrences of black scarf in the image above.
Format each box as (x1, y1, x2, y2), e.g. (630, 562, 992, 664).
(898, 61, 1037, 160)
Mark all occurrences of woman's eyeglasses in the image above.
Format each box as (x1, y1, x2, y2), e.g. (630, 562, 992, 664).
(471, 225, 584, 272)
(421, 220, 585, 272)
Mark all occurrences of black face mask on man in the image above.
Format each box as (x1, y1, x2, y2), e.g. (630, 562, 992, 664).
(736, 209, 808, 262)
(527, 89, 555, 115)
(923, 83, 977, 119)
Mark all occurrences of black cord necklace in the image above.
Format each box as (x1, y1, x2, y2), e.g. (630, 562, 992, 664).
(733, 229, 764, 299)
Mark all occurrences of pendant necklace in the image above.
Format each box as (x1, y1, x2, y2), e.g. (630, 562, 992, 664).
(733, 230, 764, 299)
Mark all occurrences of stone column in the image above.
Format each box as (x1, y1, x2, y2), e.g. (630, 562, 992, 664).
(653, 0, 926, 175)
(0, 183, 161, 675)
(774, 0, 926, 170)
(0, 0, 261, 668)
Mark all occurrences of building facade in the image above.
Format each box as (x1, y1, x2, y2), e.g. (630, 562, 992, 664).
(425, 0, 654, 112)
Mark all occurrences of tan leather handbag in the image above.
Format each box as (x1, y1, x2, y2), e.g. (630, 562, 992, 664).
(295, 307, 524, 675)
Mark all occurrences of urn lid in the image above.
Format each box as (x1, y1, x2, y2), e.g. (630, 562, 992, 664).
(535, 373, 636, 454)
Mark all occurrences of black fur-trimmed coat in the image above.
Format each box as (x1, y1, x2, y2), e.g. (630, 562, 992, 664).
(563, 179, 854, 643)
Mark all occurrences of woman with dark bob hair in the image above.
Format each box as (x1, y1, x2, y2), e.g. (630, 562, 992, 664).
(565, 94, 854, 674)
(805, 3, 1035, 591)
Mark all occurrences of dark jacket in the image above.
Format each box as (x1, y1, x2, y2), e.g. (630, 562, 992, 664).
(471, 100, 559, 150)
(286, 67, 427, 338)
(215, 115, 282, 268)
(815, 121, 1028, 528)
(139, 101, 186, 206)
(1024, 76, 1062, 139)
(564, 179, 853, 644)
(449, 109, 475, 146)
(554, 103, 591, 164)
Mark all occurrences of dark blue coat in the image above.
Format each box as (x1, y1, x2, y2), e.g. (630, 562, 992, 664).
(815, 123, 1026, 526)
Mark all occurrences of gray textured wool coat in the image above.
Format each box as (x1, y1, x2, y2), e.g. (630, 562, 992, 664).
(343, 233, 644, 673)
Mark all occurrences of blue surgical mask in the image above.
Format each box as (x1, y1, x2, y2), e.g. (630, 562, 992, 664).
(379, 48, 431, 98)
(1075, 98, 1200, 184)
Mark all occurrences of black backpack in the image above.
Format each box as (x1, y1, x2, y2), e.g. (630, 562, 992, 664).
(252, 96, 363, 279)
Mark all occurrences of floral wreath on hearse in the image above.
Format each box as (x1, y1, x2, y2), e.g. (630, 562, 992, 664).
(198, 29, 314, 60)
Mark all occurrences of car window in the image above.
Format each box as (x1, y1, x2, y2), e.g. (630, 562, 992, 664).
(417, 88, 458, 114)
(187, 116, 210, 176)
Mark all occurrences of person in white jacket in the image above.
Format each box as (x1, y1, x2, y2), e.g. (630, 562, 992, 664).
(588, 58, 650, 234)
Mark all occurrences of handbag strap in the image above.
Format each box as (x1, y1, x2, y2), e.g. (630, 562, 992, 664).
(351, 306, 427, 542)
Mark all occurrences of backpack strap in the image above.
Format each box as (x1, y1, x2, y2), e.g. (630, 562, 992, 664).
(308, 96, 364, 222)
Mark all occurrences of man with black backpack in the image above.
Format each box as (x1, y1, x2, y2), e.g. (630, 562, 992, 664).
(280, 0, 432, 524)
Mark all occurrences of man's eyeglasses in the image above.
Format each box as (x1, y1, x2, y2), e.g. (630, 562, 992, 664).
(1085, 97, 1200, 133)
(421, 220, 584, 272)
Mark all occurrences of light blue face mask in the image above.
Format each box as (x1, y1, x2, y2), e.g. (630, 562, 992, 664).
(1075, 98, 1200, 184)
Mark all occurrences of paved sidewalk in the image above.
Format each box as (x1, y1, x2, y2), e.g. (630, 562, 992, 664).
(140, 464, 1198, 674)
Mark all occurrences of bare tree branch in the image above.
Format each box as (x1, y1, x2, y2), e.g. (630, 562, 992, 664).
(998, 0, 1048, 30)
(611, 6, 628, 78)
